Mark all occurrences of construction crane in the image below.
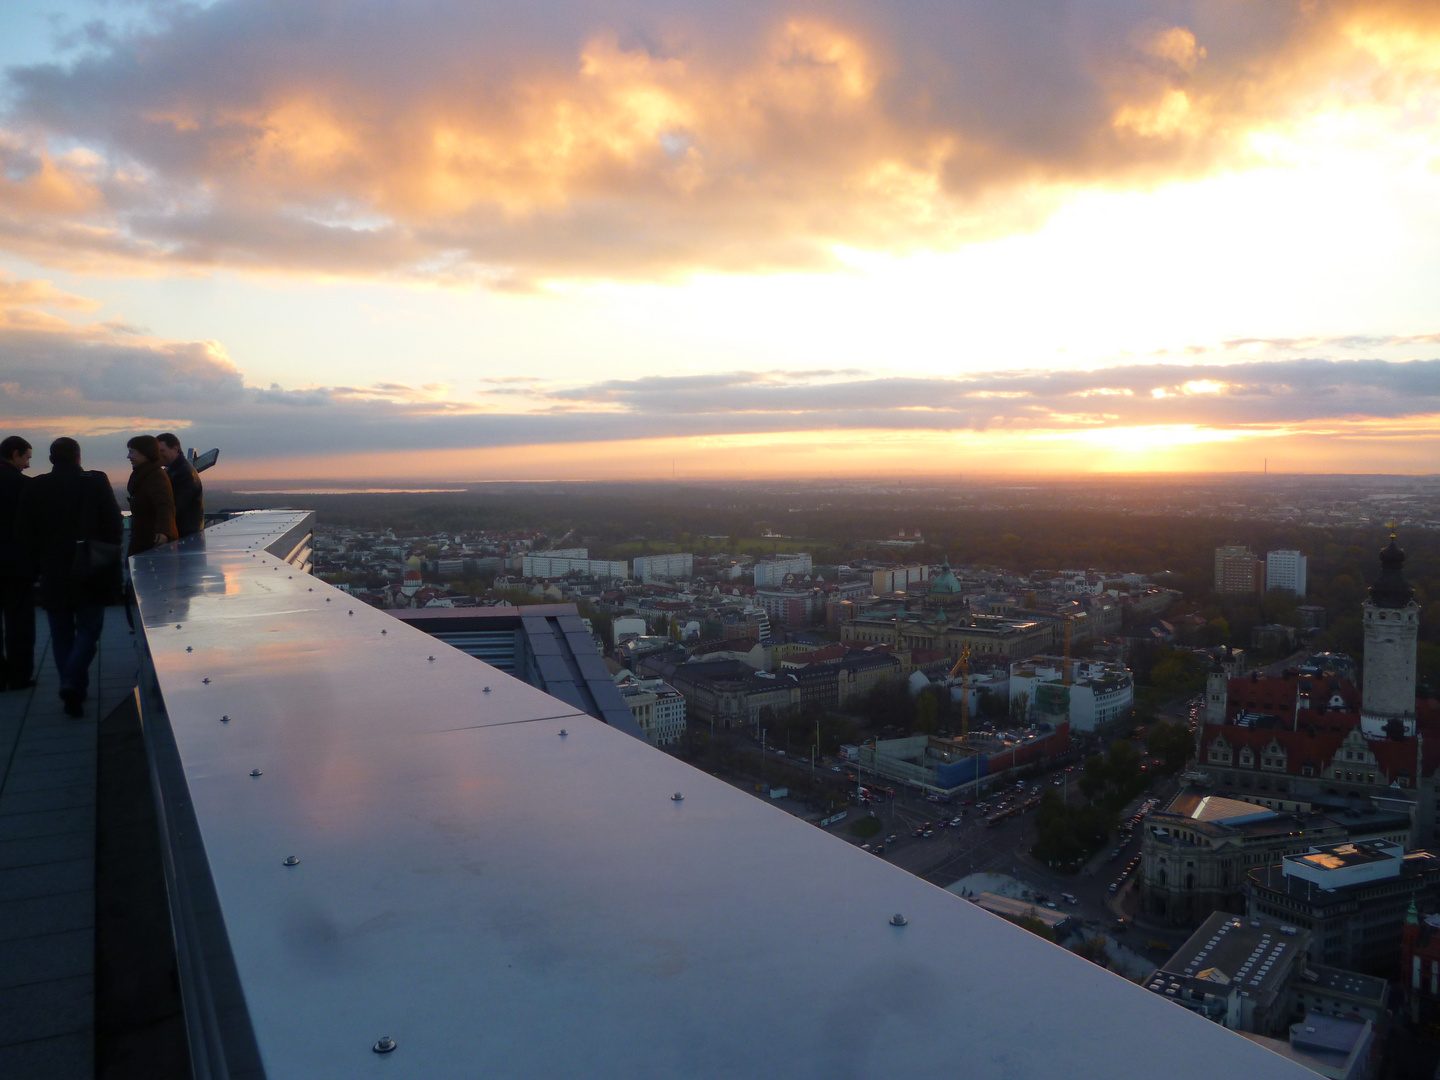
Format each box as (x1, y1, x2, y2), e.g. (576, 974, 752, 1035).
(947, 644, 972, 740)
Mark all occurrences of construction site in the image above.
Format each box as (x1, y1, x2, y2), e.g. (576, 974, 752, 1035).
(855, 724, 1073, 796)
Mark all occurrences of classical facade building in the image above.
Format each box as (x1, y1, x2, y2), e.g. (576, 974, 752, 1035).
(841, 610, 1053, 660)
(1140, 792, 1411, 926)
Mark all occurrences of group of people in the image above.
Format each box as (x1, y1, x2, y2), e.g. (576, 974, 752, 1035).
(0, 433, 204, 716)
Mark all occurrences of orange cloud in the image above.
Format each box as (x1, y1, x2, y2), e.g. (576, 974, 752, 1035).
(0, 1, 1434, 284)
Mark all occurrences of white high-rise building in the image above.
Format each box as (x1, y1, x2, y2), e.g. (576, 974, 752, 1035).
(753, 554, 812, 586)
(1266, 550, 1308, 598)
(633, 552, 694, 583)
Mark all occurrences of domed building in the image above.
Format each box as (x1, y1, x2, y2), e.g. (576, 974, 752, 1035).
(922, 561, 964, 612)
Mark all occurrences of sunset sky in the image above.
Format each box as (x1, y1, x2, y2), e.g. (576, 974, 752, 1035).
(2, 0, 1440, 481)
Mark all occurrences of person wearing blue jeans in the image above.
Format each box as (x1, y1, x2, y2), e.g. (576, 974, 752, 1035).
(45, 605, 105, 705)
(14, 438, 122, 717)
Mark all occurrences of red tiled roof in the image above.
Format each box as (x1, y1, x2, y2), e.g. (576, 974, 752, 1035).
(1225, 675, 1360, 720)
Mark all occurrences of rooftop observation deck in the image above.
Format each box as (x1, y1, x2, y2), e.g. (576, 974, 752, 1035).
(4, 511, 1319, 1079)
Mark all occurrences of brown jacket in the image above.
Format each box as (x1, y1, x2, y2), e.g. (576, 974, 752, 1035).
(127, 459, 177, 557)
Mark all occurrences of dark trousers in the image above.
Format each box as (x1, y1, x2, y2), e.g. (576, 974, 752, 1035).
(1, 576, 35, 689)
(46, 605, 104, 695)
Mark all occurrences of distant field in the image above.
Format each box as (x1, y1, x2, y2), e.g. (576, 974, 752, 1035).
(602, 536, 817, 559)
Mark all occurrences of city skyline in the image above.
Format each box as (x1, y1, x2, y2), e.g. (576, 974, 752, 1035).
(2, 1, 1440, 479)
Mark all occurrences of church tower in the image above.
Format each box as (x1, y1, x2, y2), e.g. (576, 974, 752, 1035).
(1361, 534, 1419, 737)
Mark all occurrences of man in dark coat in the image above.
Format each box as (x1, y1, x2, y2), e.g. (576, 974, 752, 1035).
(0, 435, 36, 690)
(15, 438, 123, 717)
(157, 432, 204, 537)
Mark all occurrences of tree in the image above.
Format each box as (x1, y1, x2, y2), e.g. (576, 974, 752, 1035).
(1145, 721, 1195, 773)
(1010, 690, 1030, 725)
(1107, 739, 1142, 793)
(1079, 753, 1108, 799)
(915, 692, 939, 735)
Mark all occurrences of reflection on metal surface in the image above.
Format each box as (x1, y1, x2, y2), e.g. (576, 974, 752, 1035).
(133, 511, 1315, 1080)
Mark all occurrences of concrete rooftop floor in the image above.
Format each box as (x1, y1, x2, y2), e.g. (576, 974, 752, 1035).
(0, 606, 138, 1079)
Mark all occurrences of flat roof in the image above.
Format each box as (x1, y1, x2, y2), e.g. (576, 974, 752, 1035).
(1298, 964, 1388, 1005)
(1191, 796, 1279, 825)
(1290, 841, 1397, 873)
(970, 893, 1071, 929)
(1152, 913, 1307, 1003)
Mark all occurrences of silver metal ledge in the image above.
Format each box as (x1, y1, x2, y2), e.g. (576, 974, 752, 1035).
(133, 511, 1314, 1079)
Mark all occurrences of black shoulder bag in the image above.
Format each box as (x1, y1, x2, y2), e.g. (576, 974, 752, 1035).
(71, 473, 122, 584)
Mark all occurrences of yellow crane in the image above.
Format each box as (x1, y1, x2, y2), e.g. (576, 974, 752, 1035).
(947, 644, 973, 740)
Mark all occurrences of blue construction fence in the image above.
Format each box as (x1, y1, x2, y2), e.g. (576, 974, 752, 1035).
(934, 754, 988, 790)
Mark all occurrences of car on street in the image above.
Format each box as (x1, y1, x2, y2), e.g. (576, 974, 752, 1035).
(886, 835, 898, 845)
(1061, 893, 1078, 905)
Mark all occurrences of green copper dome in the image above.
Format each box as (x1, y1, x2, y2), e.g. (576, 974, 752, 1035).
(929, 562, 962, 595)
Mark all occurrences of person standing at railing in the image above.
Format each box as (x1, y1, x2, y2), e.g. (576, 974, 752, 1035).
(0, 436, 36, 691)
(156, 432, 204, 538)
(14, 438, 123, 717)
(125, 435, 177, 556)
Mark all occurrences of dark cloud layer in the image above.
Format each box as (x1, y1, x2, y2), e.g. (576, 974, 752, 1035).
(0, 0, 1432, 282)
(5, 286, 1438, 459)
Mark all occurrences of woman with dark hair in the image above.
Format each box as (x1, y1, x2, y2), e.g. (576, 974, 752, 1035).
(125, 435, 177, 557)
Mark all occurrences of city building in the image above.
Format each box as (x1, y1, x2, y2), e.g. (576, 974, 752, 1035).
(1204, 647, 1249, 724)
(1216, 544, 1266, 596)
(858, 725, 1073, 795)
(614, 671, 687, 746)
(632, 552, 694, 583)
(1266, 550, 1309, 598)
(1288, 964, 1389, 1025)
(522, 553, 630, 579)
(1360, 535, 1419, 738)
(752, 554, 813, 586)
(841, 610, 1053, 660)
(634, 656, 803, 729)
(1141, 792, 1412, 926)
(872, 564, 930, 595)
(1197, 536, 1440, 844)
(1400, 902, 1440, 1024)
(753, 586, 821, 628)
(1146, 911, 1310, 1034)
(1240, 1015, 1378, 1080)
(1007, 655, 1134, 732)
(1247, 840, 1440, 974)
